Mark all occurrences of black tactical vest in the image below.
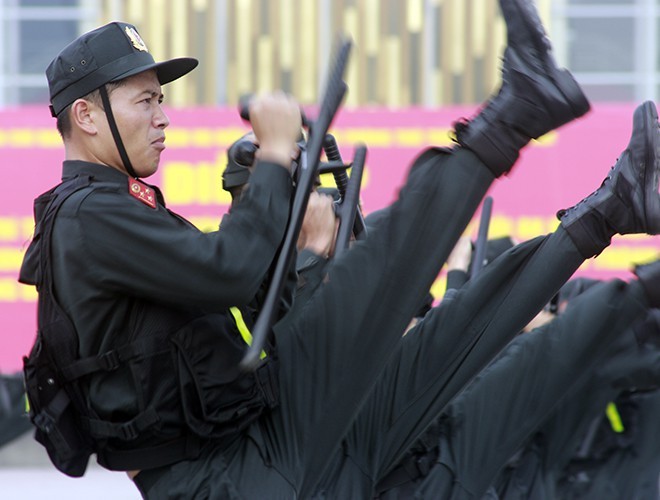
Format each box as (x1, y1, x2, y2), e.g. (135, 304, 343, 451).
(19, 175, 279, 476)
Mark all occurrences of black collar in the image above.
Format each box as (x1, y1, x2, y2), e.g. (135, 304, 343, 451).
(61, 160, 166, 206)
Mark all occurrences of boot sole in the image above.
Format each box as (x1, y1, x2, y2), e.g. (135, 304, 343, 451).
(641, 100, 660, 233)
(551, 69, 591, 120)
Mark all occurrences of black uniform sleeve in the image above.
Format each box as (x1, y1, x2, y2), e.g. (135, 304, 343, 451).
(57, 161, 292, 311)
(295, 249, 329, 303)
(445, 269, 469, 293)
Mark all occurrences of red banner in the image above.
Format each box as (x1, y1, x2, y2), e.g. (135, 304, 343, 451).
(0, 104, 658, 371)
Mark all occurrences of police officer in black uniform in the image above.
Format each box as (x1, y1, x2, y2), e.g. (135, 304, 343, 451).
(19, 19, 310, 475)
(19, 1, 646, 497)
(485, 312, 660, 499)
(405, 261, 660, 500)
(557, 386, 660, 499)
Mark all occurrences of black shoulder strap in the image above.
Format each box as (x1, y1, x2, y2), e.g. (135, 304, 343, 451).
(21, 175, 96, 477)
(19, 176, 93, 287)
(36, 176, 93, 363)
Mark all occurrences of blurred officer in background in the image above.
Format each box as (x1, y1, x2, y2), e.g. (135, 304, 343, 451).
(0, 372, 31, 448)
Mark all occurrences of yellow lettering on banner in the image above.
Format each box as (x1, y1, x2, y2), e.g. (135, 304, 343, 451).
(0, 126, 232, 148)
(489, 216, 515, 239)
(162, 155, 234, 206)
(317, 165, 371, 191)
(216, 128, 248, 147)
(533, 131, 558, 146)
(516, 216, 546, 240)
(595, 246, 660, 271)
(216, 189, 233, 206)
(0, 218, 19, 242)
(20, 283, 38, 301)
(35, 129, 60, 147)
(318, 174, 335, 189)
(0, 278, 17, 301)
(192, 129, 214, 147)
(198, 162, 216, 204)
(0, 248, 23, 272)
(166, 129, 189, 147)
(467, 215, 658, 274)
(0, 126, 563, 150)
(340, 128, 393, 147)
(362, 165, 371, 188)
(577, 259, 594, 272)
(0, 126, 568, 150)
(619, 232, 652, 241)
(9, 129, 32, 147)
(430, 275, 446, 301)
(197, 162, 224, 204)
(395, 128, 425, 147)
(163, 162, 196, 204)
(189, 216, 223, 233)
(428, 128, 453, 147)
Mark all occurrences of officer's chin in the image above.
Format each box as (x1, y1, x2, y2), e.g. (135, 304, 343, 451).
(135, 158, 160, 178)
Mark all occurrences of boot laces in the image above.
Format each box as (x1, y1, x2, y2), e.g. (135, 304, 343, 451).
(558, 164, 617, 218)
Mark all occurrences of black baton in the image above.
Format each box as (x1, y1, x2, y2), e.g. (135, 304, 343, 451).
(334, 144, 367, 255)
(470, 196, 493, 280)
(241, 37, 353, 371)
(323, 134, 368, 240)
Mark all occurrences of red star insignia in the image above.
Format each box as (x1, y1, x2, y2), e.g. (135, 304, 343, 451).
(128, 178, 157, 209)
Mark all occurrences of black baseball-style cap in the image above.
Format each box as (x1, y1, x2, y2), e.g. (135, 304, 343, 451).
(47, 22, 198, 117)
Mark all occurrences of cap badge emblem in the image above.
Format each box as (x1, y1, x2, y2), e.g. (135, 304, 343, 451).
(125, 26, 148, 52)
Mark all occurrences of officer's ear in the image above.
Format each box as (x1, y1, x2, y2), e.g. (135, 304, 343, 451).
(70, 98, 98, 136)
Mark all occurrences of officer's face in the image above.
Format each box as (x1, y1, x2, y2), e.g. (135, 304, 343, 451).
(101, 70, 170, 177)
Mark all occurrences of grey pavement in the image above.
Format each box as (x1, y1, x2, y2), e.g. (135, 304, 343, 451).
(0, 432, 140, 499)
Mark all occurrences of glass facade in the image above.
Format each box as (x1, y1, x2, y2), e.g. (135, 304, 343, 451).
(554, 0, 657, 102)
(0, 0, 657, 107)
(0, 0, 97, 107)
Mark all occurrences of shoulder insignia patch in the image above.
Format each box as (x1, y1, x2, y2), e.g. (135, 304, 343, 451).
(128, 178, 157, 209)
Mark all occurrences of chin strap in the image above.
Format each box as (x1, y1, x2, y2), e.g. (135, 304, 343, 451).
(99, 85, 138, 179)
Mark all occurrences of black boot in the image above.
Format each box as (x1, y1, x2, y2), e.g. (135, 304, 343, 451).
(454, 0, 591, 177)
(557, 101, 660, 258)
(635, 260, 660, 309)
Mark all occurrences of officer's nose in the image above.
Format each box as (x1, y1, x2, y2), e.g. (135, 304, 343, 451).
(154, 105, 170, 129)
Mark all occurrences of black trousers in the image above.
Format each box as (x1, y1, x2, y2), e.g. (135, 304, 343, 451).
(137, 148, 496, 499)
(557, 389, 660, 500)
(494, 308, 660, 499)
(410, 277, 650, 500)
(320, 226, 586, 499)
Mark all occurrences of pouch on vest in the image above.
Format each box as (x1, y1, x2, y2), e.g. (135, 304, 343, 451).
(171, 313, 279, 439)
